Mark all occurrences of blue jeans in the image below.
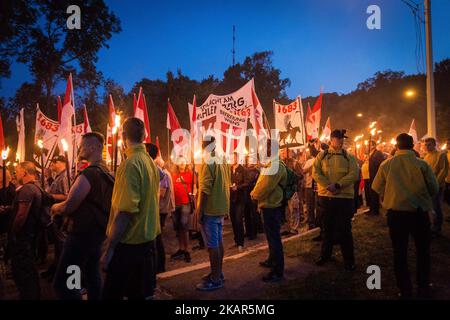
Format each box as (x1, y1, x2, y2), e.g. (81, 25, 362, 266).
(262, 207, 284, 275)
(53, 233, 104, 300)
(201, 215, 224, 249)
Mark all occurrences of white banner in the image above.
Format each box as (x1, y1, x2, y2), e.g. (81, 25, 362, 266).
(196, 79, 256, 155)
(273, 97, 306, 148)
(34, 106, 85, 168)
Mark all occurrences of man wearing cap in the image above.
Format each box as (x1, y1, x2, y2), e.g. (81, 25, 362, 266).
(41, 155, 70, 281)
(372, 133, 439, 298)
(312, 129, 359, 270)
(47, 155, 69, 201)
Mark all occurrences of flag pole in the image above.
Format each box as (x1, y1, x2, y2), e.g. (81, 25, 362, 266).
(167, 128, 170, 163)
(69, 73, 78, 177)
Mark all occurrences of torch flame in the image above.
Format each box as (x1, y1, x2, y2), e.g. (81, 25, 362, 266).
(61, 139, 69, 152)
(390, 138, 397, 145)
(2, 147, 10, 160)
(118, 139, 123, 148)
(354, 134, 364, 142)
(441, 143, 447, 151)
(37, 139, 44, 149)
(370, 128, 377, 136)
(369, 121, 377, 129)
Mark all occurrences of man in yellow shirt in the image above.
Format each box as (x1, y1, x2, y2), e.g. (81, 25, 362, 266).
(102, 118, 160, 300)
(312, 129, 359, 271)
(195, 136, 231, 291)
(372, 133, 439, 299)
(251, 139, 287, 282)
(423, 137, 449, 235)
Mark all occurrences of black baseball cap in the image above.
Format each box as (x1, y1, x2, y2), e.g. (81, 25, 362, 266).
(51, 155, 67, 163)
(330, 129, 348, 139)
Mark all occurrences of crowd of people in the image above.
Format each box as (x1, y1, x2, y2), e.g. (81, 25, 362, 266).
(0, 118, 449, 299)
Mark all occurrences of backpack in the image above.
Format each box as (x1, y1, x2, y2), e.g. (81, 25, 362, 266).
(319, 149, 350, 162)
(278, 162, 300, 209)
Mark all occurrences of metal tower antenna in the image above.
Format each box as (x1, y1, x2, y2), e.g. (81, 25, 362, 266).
(232, 25, 236, 66)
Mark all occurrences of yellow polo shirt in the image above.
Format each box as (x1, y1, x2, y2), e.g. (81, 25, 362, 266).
(372, 149, 439, 212)
(107, 144, 160, 244)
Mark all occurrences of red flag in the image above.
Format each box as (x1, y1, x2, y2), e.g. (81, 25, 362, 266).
(305, 103, 313, 141)
(142, 94, 151, 143)
(321, 117, 331, 140)
(57, 96, 62, 123)
(166, 99, 181, 132)
(0, 113, 4, 151)
(108, 95, 115, 128)
(134, 88, 151, 143)
(59, 73, 76, 167)
(311, 92, 323, 133)
(83, 105, 92, 134)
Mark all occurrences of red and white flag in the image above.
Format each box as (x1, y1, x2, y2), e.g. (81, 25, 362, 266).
(305, 103, 317, 140)
(59, 73, 76, 167)
(251, 87, 270, 139)
(83, 105, 92, 134)
(167, 99, 183, 145)
(134, 88, 151, 143)
(408, 119, 418, 144)
(311, 91, 322, 134)
(321, 117, 331, 141)
(166, 99, 181, 132)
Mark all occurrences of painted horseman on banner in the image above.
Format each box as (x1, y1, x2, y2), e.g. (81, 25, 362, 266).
(273, 97, 306, 148)
(279, 114, 303, 147)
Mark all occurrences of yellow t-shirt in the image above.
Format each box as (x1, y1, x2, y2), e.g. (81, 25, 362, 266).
(198, 162, 231, 216)
(107, 144, 160, 244)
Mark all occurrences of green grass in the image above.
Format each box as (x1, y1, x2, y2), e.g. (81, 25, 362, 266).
(264, 207, 450, 300)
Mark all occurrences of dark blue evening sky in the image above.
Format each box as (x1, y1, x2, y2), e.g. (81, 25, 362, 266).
(1, 0, 450, 100)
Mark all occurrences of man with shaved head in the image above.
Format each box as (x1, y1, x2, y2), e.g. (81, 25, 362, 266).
(9, 161, 43, 299)
(51, 132, 114, 300)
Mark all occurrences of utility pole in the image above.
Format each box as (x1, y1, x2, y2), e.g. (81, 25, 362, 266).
(232, 25, 236, 66)
(424, 0, 436, 138)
